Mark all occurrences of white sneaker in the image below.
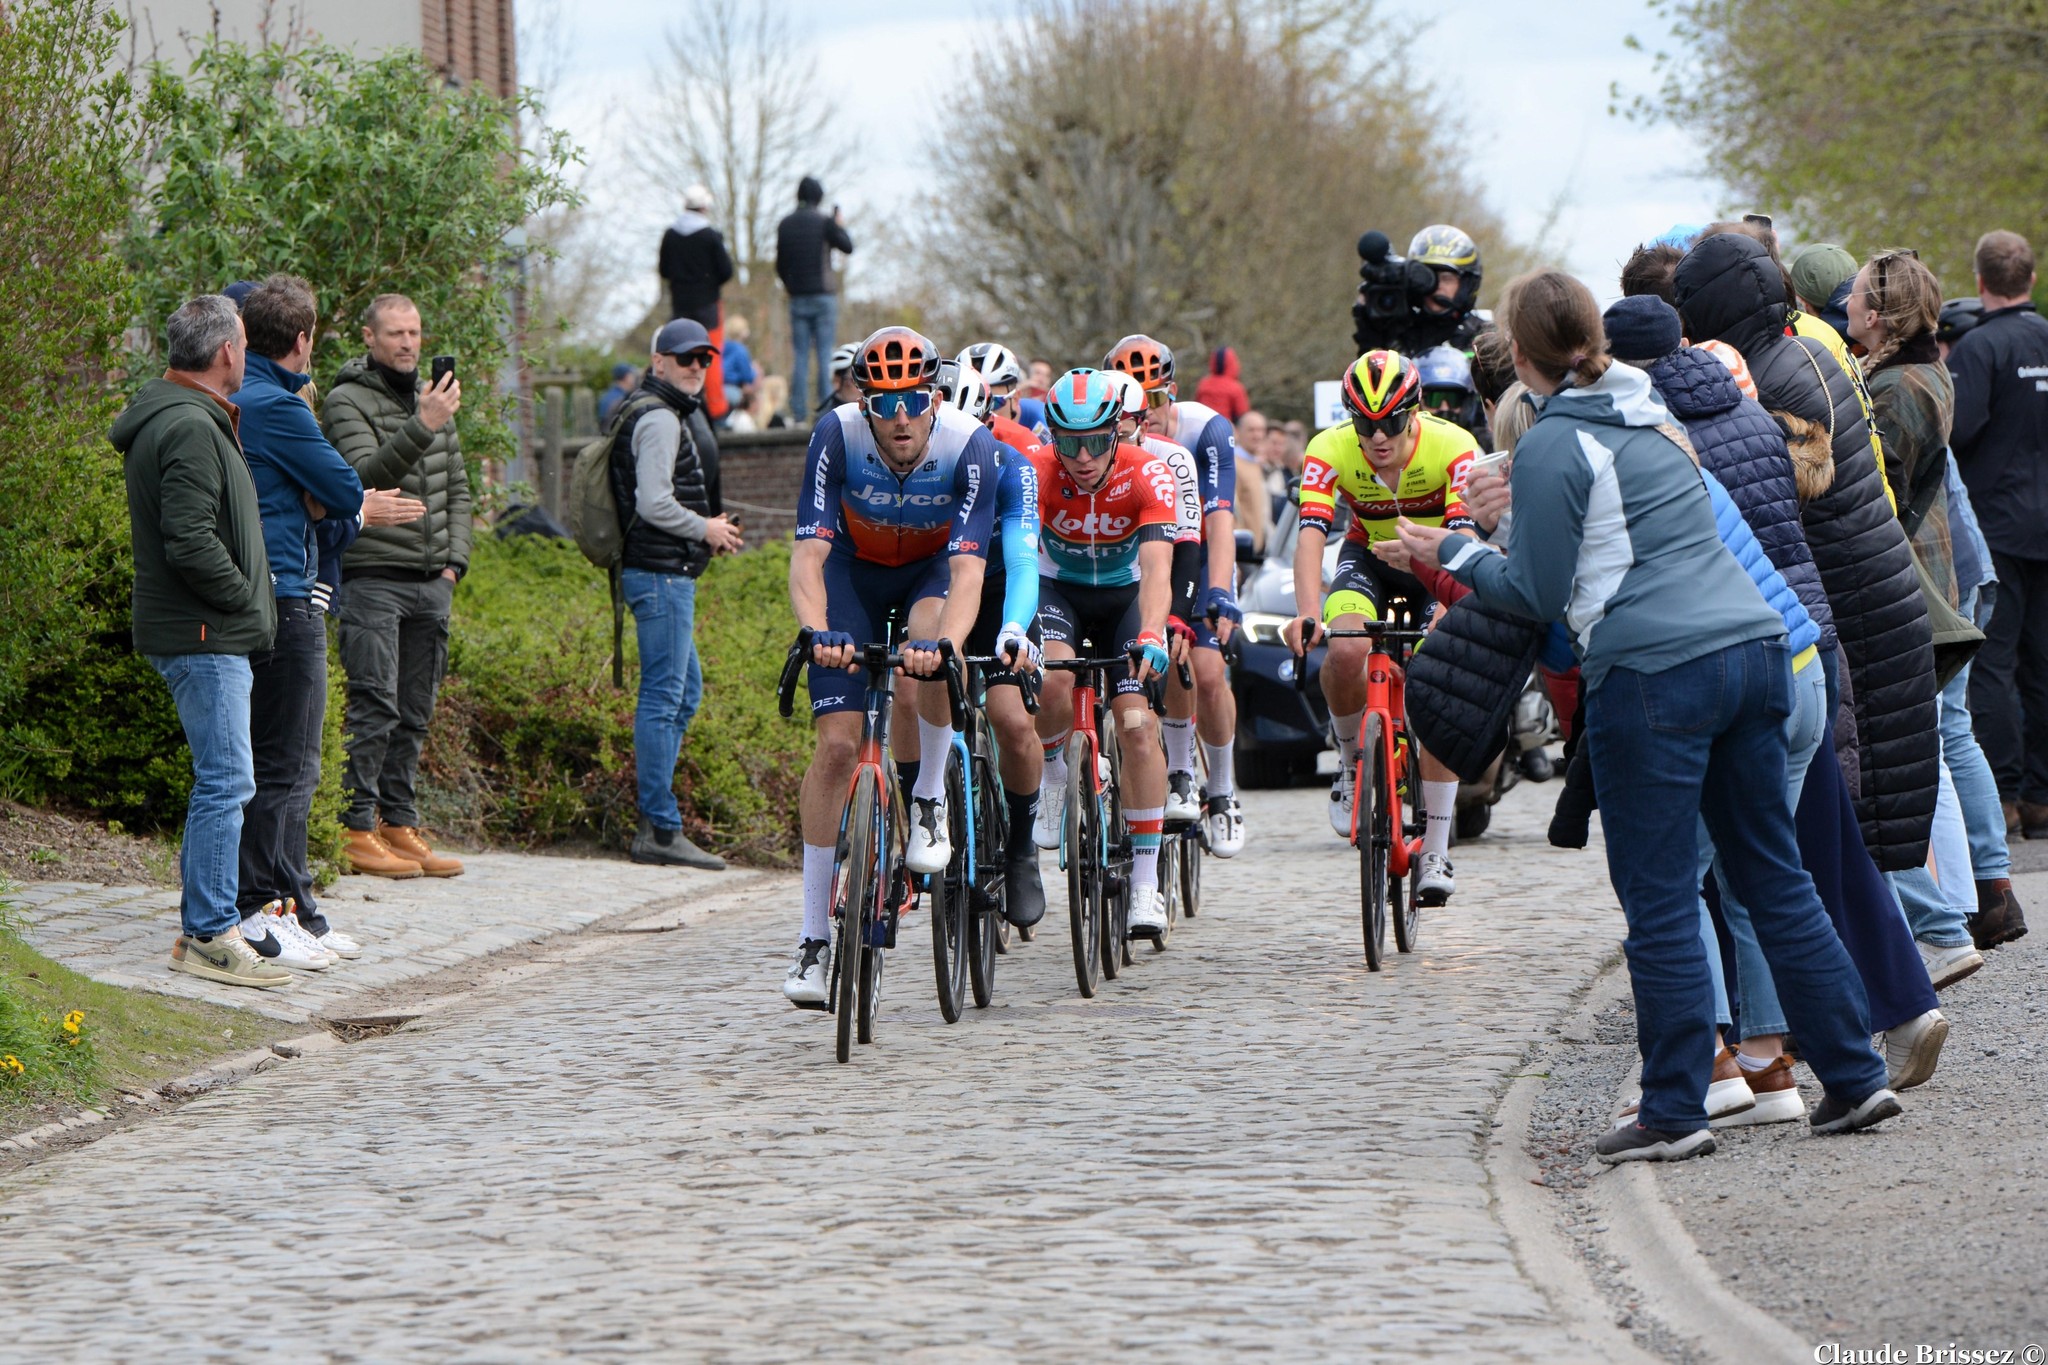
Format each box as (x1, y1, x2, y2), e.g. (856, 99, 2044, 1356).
(1329, 764, 1357, 838)
(1918, 940, 1984, 991)
(268, 903, 340, 967)
(315, 928, 364, 960)
(1165, 770, 1201, 823)
(242, 903, 333, 971)
(906, 796, 952, 875)
(1881, 1008, 1948, 1090)
(1416, 853, 1455, 907)
(1034, 781, 1067, 851)
(783, 938, 831, 1008)
(1126, 890, 1168, 939)
(1205, 794, 1245, 858)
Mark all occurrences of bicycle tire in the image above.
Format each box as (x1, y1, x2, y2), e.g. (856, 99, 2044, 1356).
(833, 768, 881, 1063)
(930, 747, 968, 1023)
(1064, 732, 1101, 997)
(1360, 714, 1389, 972)
(1100, 723, 1127, 978)
(1392, 724, 1420, 953)
(967, 746, 1002, 1008)
(1181, 821, 1203, 920)
(1155, 834, 1180, 953)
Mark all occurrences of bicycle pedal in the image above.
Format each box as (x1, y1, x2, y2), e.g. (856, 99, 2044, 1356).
(793, 998, 829, 1013)
(1125, 924, 1164, 943)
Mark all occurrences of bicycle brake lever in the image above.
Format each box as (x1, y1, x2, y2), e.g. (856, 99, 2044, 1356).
(776, 628, 814, 719)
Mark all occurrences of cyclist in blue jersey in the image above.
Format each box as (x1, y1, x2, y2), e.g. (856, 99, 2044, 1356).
(1105, 335, 1248, 858)
(783, 327, 999, 1007)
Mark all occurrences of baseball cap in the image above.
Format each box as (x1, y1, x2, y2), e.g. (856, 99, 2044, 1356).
(652, 318, 719, 358)
(1787, 243, 1859, 311)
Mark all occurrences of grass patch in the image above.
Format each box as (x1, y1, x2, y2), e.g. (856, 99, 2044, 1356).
(0, 900, 292, 1134)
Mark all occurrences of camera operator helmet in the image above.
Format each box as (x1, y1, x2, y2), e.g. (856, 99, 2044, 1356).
(936, 358, 995, 423)
(1340, 349, 1423, 436)
(1409, 224, 1483, 318)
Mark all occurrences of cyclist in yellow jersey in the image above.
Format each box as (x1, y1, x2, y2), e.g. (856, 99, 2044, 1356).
(1283, 350, 1480, 907)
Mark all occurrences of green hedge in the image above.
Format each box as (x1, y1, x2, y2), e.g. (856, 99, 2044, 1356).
(420, 536, 807, 866)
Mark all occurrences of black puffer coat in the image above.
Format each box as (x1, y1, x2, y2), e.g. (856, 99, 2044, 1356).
(1405, 594, 1543, 784)
(1644, 345, 1836, 653)
(1675, 232, 1937, 871)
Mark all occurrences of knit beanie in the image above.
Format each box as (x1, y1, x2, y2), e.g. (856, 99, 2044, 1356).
(1601, 295, 1684, 364)
(1787, 243, 1858, 311)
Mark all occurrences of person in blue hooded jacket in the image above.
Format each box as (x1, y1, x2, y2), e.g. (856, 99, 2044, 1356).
(1394, 270, 1899, 1162)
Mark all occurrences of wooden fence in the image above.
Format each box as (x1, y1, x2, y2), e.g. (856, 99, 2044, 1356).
(524, 376, 811, 540)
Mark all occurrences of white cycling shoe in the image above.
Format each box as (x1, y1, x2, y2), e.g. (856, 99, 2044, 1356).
(1416, 852, 1456, 907)
(783, 938, 831, 1009)
(1165, 770, 1202, 823)
(1126, 891, 1168, 940)
(905, 796, 952, 875)
(1205, 794, 1245, 858)
(1329, 765, 1357, 838)
(1034, 782, 1066, 851)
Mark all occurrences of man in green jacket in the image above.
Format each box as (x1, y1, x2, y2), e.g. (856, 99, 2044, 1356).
(113, 295, 291, 991)
(321, 293, 470, 880)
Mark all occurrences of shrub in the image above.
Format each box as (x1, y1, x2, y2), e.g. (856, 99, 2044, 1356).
(421, 536, 807, 865)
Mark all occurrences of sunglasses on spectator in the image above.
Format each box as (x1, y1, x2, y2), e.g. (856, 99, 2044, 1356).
(1352, 412, 1413, 439)
(670, 349, 715, 369)
(863, 389, 935, 420)
(1052, 429, 1117, 460)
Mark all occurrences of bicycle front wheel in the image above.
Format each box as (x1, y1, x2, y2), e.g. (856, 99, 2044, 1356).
(967, 746, 1002, 1008)
(1064, 732, 1102, 997)
(833, 767, 882, 1063)
(1359, 714, 1389, 972)
(1099, 723, 1128, 978)
(930, 747, 968, 1023)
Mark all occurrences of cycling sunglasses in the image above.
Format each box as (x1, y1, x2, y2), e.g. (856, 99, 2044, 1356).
(1143, 387, 1175, 409)
(1351, 411, 1414, 440)
(1052, 429, 1118, 461)
(863, 389, 935, 421)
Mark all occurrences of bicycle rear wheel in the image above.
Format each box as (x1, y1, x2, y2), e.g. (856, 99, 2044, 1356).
(1359, 714, 1389, 972)
(930, 747, 969, 1022)
(1064, 733, 1102, 997)
(967, 746, 1002, 1008)
(832, 768, 882, 1063)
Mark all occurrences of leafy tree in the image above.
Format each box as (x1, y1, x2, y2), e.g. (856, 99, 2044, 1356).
(916, 0, 1523, 418)
(125, 38, 580, 467)
(0, 0, 154, 719)
(1626, 0, 2048, 290)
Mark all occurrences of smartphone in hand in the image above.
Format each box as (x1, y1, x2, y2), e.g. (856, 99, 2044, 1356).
(430, 355, 456, 387)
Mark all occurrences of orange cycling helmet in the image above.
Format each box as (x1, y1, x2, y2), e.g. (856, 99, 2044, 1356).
(1102, 334, 1176, 392)
(852, 326, 941, 392)
(1340, 349, 1422, 421)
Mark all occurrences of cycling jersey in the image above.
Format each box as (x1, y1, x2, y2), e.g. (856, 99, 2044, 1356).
(1031, 444, 1176, 587)
(989, 445, 1041, 630)
(1171, 399, 1237, 516)
(796, 403, 998, 565)
(989, 413, 1039, 457)
(1298, 411, 1481, 546)
(1138, 434, 1203, 545)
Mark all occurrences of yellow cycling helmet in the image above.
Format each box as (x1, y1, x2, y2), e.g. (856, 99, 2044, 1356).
(1339, 349, 1422, 421)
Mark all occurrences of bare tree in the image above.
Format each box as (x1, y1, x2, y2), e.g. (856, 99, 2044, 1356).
(640, 0, 852, 275)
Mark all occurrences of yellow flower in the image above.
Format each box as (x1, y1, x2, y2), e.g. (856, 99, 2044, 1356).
(0, 1055, 22, 1075)
(61, 1010, 83, 1035)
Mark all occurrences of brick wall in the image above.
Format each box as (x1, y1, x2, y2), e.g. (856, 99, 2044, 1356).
(716, 431, 810, 540)
(419, 0, 517, 98)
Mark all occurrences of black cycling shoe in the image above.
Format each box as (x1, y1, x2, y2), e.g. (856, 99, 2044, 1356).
(1003, 856, 1046, 928)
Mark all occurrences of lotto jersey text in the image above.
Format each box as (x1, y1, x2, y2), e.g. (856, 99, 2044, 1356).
(1031, 444, 1176, 587)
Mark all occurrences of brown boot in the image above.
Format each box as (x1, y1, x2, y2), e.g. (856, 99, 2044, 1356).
(379, 822, 464, 877)
(343, 827, 423, 879)
(1970, 878, 2029, 949)
(2021, 801, 2048, 840)
(2006, 800, 2023, 835)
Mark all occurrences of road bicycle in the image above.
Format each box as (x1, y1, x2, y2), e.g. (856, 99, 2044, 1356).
(777, 628, 966, 1062)
(1296, 616, 1429, 971)
(949, 654, 1041, 1012)
(1157, 738, 1203, 942)
(1044, 648, 1184, 994)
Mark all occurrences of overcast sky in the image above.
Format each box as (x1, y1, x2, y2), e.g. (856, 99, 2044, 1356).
(533, 0, 1728, 323)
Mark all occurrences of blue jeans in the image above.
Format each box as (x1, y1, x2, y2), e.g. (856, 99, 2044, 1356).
(788, 292, 838, 418)
(1942, 587, 2009, 880)
(623, 569, 703, 830)
(148, 653, 256, 939)
(1587, 638, 1885, 1133)
(1698, 653, 1829, 1038)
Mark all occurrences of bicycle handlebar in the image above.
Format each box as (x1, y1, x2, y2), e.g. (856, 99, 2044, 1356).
(776, 629, 968, 731)
(1043, 648, 1170, 715)
(1287, 622, 1428, 693)
(963, 654, 1042, 716)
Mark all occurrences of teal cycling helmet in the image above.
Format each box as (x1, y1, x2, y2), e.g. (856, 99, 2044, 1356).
(1044, 367, 1123, 431)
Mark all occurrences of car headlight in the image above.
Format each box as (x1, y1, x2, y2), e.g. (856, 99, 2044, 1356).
(1241, 611, 1292, 646)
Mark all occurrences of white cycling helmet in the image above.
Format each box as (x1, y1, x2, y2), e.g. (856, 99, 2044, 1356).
(956, 341, 1024, 390)
(829, 341, 860, 377)
(935, 359, 995, 422)
(1102, 368, 1148, 421)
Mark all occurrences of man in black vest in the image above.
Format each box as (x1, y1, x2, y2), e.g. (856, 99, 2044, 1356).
(611, 318, 744, 867)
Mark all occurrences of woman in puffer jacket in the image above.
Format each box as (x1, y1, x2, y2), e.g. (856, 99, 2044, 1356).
(1674, 231, 1939, 872)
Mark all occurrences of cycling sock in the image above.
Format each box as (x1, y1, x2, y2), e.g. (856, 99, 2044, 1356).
(1422, 780, 1459, 858)
(1200, 740, 1236, 798)
(801, 843, 835, 942)
(1161, 717, 1197, 775)
(1041, 734, 1071, 800)
(895, 759, 920, 797)
(1126, 806, 1164, 894)
(913, 716, 954, 800)
(1005, 786, 1037, 854)
(1332, 709, 1364, 762)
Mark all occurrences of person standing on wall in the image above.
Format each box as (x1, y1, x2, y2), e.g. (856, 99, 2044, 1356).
(775, 176, 854, 422)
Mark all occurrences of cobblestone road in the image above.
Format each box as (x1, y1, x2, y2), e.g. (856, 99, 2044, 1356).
(0, 783, 1627, 1360)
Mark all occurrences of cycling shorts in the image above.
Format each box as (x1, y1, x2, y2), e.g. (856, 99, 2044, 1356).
(1324, 539, 1429, 626)
(1168, 540, 1224, 652)
(806, 553, 951, 716)
(965, 569, 1043, 671)
(1037, 577, 1147, 696)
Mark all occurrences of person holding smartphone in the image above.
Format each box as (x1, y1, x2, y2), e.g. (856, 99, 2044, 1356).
(320, 293, 471, 883)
